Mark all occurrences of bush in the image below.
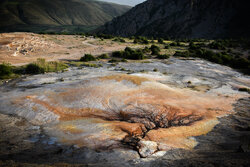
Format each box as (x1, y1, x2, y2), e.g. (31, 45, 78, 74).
(133, 36, 149, 44)
(25, 58, 68, 74)
(142, 46, 151, 53)
(150, 45, 160, 55)
(173, 51, 190, 57)
(113, 38, 125, 43)
(238, 88, 250, 93)
(158, 38, 165, 44)
(170, 42, 182, 47)
(98, 54, 109, 59)
(209, 41, 226, 50)
(231, 57, 249, 69)
(121, 58, 128, 62)
(124, 47, 144, 60)
(109, 59, 119, 63)
(80, 54, 96, 62)
(112, 51, 124, 58)
(0, 63, 13, 79)
(25, 63, 45, 74)
(189, 42, 201, 50)
(170, 42, 177, 46)
(96, 33, 114, 39)
(112, 47, 145, 60)
(164, 45, 170, 49)
(157, 54, 170, 59)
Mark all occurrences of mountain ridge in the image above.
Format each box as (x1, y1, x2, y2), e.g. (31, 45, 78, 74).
(0, 0, 130, 33)
(101, 0, 250, 38)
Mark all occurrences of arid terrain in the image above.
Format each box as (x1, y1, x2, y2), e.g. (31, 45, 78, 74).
(0, 33, 250, 166)
(0, 33, 138, 65)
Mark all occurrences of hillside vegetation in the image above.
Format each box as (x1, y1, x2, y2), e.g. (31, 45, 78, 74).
(0, 0, 130, 33)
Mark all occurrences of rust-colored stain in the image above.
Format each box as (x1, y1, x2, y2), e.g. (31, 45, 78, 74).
(99, 74, 150, 85)
(15, 74, 238, 150)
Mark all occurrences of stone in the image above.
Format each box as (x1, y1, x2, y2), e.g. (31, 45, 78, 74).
(138, 140, 158, 158)
(150, 151, 167, 158)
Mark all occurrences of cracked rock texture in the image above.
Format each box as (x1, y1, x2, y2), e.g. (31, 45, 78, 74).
(0, 58, 249, 166)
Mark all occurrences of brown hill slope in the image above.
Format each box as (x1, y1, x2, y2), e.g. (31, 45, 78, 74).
(0, 0, 130, 33)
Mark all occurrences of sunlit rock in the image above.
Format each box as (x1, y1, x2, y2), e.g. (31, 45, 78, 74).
(138, 140, 158, 158)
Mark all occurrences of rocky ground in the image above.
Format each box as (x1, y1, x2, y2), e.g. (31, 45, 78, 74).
(0, 32, 250, 166)
(0, 56, 249, 166)
(0, 33, 136, 65)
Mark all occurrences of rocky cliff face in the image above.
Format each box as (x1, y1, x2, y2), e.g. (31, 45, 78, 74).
(102, 0, 250, 38)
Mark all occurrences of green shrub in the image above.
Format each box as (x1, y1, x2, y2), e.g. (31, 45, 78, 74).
(82, 63, 101, 68)
(164, 45, 170, 49)
(209, 41, 226, 50)
(133, 36, 149, 44)
(112, 51, 124, 58)
(189, 42, 201, 50)
(238, 88, 250, 93)
(124, 47, 144, 60)
(96, 33, 114, 39)
(157, 54, 170, 59)
(121, 58, 128, 62)
(170, 42, 177, 46)
(109, 59, 119, 63)
(231, 57, 249, 69)
(0, 63, 13, 79)
(112, 47, 145, 60)
(98, 54, 109, 59)
(26, 58, 68, 74)
(173, 51, 190, 57)
(150, 45, 160, 55)
(113, 38, 126, 43)
(153, 68, 158, 72)
(142, 46, 151, 53)
(80, 54, 96, 62)
(25, 63, 45, 74)
(158, 38, 165, 44)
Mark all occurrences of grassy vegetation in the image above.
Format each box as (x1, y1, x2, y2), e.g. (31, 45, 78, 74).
(156, 54, 170, 59)
(173, 42, 250, 74)
(133, 36, 149, 44)
(150, 45, 161, 55)
(112, 38, 126, 43)
(98, 54, 109, 59)
(112, 47, 145, 60)
(158, 38, 165, 44)
(0, 63, 16, 79)
(238, 88, 250, 93)
(0, 0, 130, 33)
(0, 59, 68, 80)
(80, 54, 96, 62)
(82, 63, 102, 68)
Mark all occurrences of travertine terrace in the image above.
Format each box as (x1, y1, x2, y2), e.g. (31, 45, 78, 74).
(0, 33, 249, 166)
(0, 59, 249, 159)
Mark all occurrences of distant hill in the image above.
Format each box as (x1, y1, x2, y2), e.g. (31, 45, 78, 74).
(102, 0, 250, 39)
(0, 0, 130, 33)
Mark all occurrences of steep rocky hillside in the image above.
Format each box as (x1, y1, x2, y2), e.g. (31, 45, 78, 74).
(102, 0, 250, 38)
(0, 0, 130, 33)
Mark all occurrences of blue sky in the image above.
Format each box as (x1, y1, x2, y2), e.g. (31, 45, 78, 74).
(99, 0, 146, 6)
